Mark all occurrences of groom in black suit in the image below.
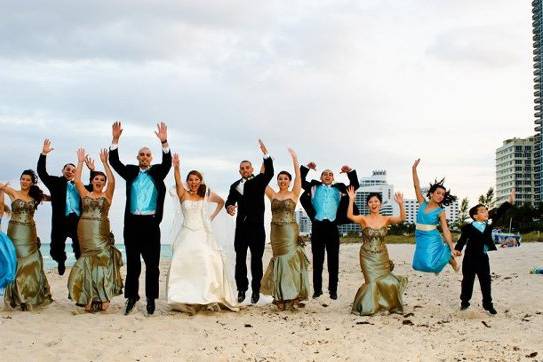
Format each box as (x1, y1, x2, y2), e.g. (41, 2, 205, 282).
(226, 140, 274, 304)
(109, 121, 171, 315)
(37, 138, 96, 275)
(300, 162, 359, 299)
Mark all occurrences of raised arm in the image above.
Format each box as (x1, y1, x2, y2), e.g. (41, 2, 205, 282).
(100, 149, 115, 202)
(74, 148, 91, 198)
(300, 162, 315, 192)
(387, 192, 406, 225)
(341, 165, 360, 190)
(265, 186, 275, 200)
(439, 211, 455, 251)
(37, 138, 55, 187)
(412, 159, 425, 203)
(289, 148, 302, 198)
(208, 191, 225, 221)
(490, 188, 515, 222)
(0, 183, 17, 201)
(259, 139, 274, 185)
(109, 121, 129, 179)
(0, 189, 4, 217)
(155, 122, 172, 178)
(346, 186, 364, 225)
(172, 153, 186, 201)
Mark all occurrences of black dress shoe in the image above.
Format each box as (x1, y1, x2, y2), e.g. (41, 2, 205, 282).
(124, 297, 137, 315)
(237, 291, 246, 303)
(483, 304, 497, 315)
(460, 302, 470, 310)
(146, 298, 155, 315)
(329, 291, 338, 300)
(251, 292, 259, 304)
(58, 261, 66, 276)
(312, 291, 323, 299)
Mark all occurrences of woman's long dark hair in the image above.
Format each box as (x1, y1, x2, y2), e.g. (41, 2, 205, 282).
(427, 178, 456, 207)
(21, 169, 44, 208)
(186, 170, 207, 198)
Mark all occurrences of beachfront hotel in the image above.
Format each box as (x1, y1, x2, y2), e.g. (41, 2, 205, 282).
(533, 0, 543, 203)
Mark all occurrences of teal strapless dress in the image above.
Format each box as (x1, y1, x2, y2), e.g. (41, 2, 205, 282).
(412, 201, 451, 273)
(0, 219, 17, 289)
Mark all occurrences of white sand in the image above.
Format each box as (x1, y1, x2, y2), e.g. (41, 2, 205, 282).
(1, 243, 542, 361)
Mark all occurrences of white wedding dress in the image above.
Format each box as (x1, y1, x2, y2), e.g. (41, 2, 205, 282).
(166, 199, 239, 313)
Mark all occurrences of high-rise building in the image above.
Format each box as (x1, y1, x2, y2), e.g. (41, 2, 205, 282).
(496, 137, 536, 206)
(534, 0, 543, 203)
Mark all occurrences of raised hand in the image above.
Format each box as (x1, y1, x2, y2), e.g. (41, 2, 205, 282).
(508, 188, 516, 204)
(288, 148, 297, 160)
(112, 121, 123, 143)
(340, 165, 352, 174)
(226, 205, 237, 216)
(99, 148, 109, 164)
(306, 162, 317, 170)
(42, 139, 54, 155)
(452, 250, 462, 257)
(412, 158, 420, 169)
(258, 139, 268, 155)
(77, 148, 86, 163)
(347, 185, 356, 200)
(172, 153, 181, 168)
(85, 155, 96, 171)
(155, 122, 168, 143)
(394, 192, 404, 205)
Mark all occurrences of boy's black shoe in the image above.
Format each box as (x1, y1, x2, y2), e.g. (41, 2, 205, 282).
(58, 261, 66, 276)
(312, 291, 323, 299)
(460, 302, 470, 310)
(483, 304, 497, 315)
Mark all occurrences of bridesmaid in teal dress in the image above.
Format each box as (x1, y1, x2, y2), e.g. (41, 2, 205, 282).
(346, 187, 408, 316)
(261, 148, 310, 310)
(411, 159, 460, 273)
(1, 170, 53, 310)
(0, 190, 16, 290)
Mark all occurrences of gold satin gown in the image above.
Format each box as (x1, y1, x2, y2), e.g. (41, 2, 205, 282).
(67, 197, 123, 306)
(261, 199, 310, 306)
(4, 199, 53, 310)
(352, 227, 407, 316)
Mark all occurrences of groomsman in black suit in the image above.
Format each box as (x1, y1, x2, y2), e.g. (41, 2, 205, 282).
(37, 138, 96, 275)
(226, 140, 274, 304)
(109, 121, 171, 315)
(300, 162, 359, 300)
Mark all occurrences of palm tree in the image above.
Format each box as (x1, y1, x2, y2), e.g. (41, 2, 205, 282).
(478, 187, 495, 209)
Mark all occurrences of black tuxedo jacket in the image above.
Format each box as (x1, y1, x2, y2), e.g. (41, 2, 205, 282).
(109, 147, 172, 224)
(225, 157, 274, 225)
(299, 165, 360, 225)
(455, 202, 512, 258)
(37, 154, 94, 226)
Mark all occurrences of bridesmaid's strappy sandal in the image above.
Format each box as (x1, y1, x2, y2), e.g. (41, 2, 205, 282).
(90, 301, 102, 313)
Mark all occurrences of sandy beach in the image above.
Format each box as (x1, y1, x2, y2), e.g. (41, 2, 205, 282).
(1, 243, 542, 362)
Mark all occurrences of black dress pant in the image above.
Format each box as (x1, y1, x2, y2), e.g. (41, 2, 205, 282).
(311, 220, 340, 294)
(234, 222, 265, 294)
(460, 254, 492, 307)
(124, 215, 161, 300)
(50, 213, 81, 263)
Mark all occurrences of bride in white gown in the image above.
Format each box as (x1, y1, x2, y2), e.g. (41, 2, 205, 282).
(166, 154, 238, 314)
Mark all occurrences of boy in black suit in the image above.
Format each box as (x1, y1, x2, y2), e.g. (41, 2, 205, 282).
(455, 190, 515, 314)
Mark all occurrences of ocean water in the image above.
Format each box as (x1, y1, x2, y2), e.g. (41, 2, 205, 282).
(39, 243, 173, 271)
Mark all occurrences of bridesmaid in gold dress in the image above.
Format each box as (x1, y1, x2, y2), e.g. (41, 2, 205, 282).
(1, 170, 53, 310)
(67, 148, 123, 313)
(261, 148, 310, 310)
(346, 186, 408, 316)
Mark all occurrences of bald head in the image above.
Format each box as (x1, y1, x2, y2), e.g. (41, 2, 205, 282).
(320, 169, 334, 185)
(137, 146, 153, 169)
